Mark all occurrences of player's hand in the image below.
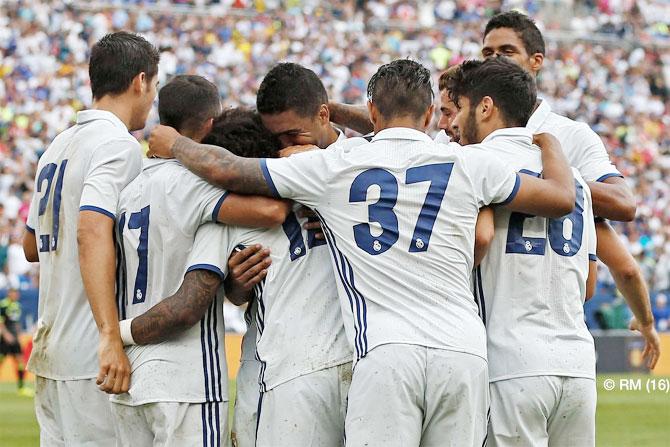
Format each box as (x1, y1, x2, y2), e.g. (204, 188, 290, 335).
(147, 125, 180, 159)
(629, 317, 661, 369)
(96, 334, 131, 394)
(296, 207, 324, 240)
(532, 132, 560, 152)
(228, 245, 272, 291)
(278, 145, 319, 158)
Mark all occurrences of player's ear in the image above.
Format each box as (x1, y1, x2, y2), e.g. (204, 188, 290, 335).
(318, 104, 330, 126)
(367, 100, 378, 127)
(202, 117, 214, 136)
(132, 72, 147, 95)
(422, 104, 435, 129)
(480, 96, 494, 121)
(529, 53, 544, 75)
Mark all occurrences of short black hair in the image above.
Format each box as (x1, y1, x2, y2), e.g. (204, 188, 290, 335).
(256, 63, 328, 117)
(367, 59, 434, 120)
(447, 58, 536, 127)
(202, 108, 281, 159)
(484, 11, 545, 56)
(89, 31, 160, 100)
(158, 75, 221, 133)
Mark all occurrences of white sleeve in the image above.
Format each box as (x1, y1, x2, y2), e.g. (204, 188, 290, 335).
(465, 148, 520, 207)
(569, 124, 622, 183)
(79, 138, 142, 219)
(170, 169, 229, 226)
(185, 223, 232, 280)
(260, 149, 332, 209)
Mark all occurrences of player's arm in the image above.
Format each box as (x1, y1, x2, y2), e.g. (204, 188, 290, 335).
(588, 177, 636, 222)
(148, 126, 271, 196)
(216, 194, 290, 228)
(474, 207, 494, 267)
(123, 270, 222, 345)
(22, 228, 38, 262)
(586, 260, 597, 301)
(224, 245, 271, 306)
(503, 133, 575, 218)
(595, 221, 660, 368)
(328, 102, 374, 135)
(78, 211, 130, 394)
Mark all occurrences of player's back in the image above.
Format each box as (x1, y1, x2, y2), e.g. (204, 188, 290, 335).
(528, 99, 621, 183)
(112, 158, 228, 406)
(27, 110, 141, 380)
(264, 128, 520, 364)
(477, 128, 596, 382)
(229, 203, 351, 391)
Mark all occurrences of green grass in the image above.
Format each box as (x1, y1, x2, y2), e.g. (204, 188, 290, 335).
(1, 375, 668, 446)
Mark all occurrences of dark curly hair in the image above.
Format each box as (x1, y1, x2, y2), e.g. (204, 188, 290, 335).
(446, 58, 536, 127)
(256, 63, 328, 118)
(367, 59, 434, 120)
(202, 108, 281, 159)
(484, 11, 545, 56)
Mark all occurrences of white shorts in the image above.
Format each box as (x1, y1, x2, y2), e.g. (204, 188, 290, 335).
(488, 376, 596, 447)
(34, 376, 116, 447)
(256, 362, 352, 447)
(111, 400, 228, 447)
(345, 344, 489, 447)
(232, 360, 260, 447)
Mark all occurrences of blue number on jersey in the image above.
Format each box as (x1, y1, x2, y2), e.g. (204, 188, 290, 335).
(349, 163, 454, 255)
(127, 205, 150, 303)
(282, 210, 327, 261)
(506, 177, 585, 257)
(36, 160, 68, 252)
(349, 168, 399, 255)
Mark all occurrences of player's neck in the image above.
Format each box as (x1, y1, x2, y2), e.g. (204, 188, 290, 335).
(324, 125, 340, 147)
(373, 116, 426, 134)
(92, 96, 134, 131)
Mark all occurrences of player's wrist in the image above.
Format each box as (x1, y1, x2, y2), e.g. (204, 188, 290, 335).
(119, 318, 136, 346)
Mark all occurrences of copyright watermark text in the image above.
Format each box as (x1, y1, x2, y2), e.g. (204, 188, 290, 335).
(602, 377, 670, 393)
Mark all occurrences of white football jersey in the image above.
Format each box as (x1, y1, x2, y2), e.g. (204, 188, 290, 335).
(262, 128, 520, 364)
(476, 128, 597, 382)
(111, 159, 229, 406)
(527, 99, 622, 183)
(215, 203, 352, 392)
(26, 110, 142, 380)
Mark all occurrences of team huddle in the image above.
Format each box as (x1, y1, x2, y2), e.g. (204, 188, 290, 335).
(22, 10, 660, 447)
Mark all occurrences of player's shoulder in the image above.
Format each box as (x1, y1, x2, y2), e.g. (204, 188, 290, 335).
(544, 112, 598, 139)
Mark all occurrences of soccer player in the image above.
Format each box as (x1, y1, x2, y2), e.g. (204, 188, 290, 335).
(481, 11, 659, 367)
(149, 58, 577, 446)
(22, 32, 159, 445)
(225, 64, 350, 447)
(0, 287, 31, 396)
(110, 76, 289, 445)
(449, 57, 598, 447)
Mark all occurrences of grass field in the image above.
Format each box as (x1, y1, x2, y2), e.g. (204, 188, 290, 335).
(0, 375, 668, 446)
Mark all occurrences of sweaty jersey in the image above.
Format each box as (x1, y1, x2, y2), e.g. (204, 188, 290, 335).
(26, 110, 142, 380)
(261, 127, 521, 364)
(527, 99, 622, 183)
(111, 159, 229, 406)
(213, 203, 351, 392)
(477, 128, 597, 382)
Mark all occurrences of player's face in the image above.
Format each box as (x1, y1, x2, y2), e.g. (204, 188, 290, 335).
(451, 97, 480, 146)
(482, 28, 535, 74)
(130, 74, 159, 131)
(261, 109, 328, 149)
(437, 89, 460, 143)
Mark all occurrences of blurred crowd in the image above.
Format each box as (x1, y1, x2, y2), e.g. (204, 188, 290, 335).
(0, 0, 668, 330)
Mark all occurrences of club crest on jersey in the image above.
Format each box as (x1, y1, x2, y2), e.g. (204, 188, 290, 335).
(415, 238, 425, 249)
(525, 240, 533, 252)
(136, 289, 143, 301)
(373, 240, 382, 252)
